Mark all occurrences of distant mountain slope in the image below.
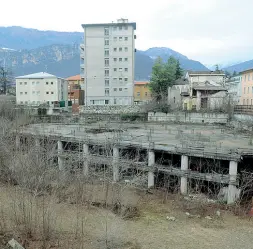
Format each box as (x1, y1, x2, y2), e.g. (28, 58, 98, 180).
(0, 26, 82, 50)
(0, 26, 209, 79)
(141, 47, 209, 71)
(223, 60, 253, 73)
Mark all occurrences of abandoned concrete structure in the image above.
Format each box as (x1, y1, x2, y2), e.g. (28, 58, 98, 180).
(16, 120, 253, 205)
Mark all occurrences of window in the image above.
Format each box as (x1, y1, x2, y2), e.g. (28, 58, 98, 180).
(124, 88, 128, 91)
(25, 92, 27, 95)
(51, 82, 53, 85)
(124, 26, 128, 30)
(32, 91, 35, 94)
(113, 26, 117, 31)
(104, 39, 109, 46)
(114, 68, 117, 72)
(114, 58, 117, 62)
(124, 68, 128, 72)
(244, 87, 246, 94)
(46, 92, 49, 94)
(105, 58, 109, 67)
(124, 47, 128, 52)
(248, 87, 250, 94)
(104, 27, 109, 36)
(243, 99, 245, 105)
(119, 37, 123, 41)
(113, 77, 117, 82)
(25, 101, 28, 104)
(46, 82, 49, 85)
(124, 77, 128, 82)
(20, 101, 23, 104)
(32, 81, 35, 85)
(125, 37, 128, 41)
(119, 58, 122, 62)
(105, 49, 109, 56)
(119, 88, 122, 91)
(20, 82, 22, 85)
(124, 58, 128, 62)
(137, 92, 140, 96)
(248, 75, 250, 81)
(252, 87, 253, 94)
(119, 68, 122, 72)
(114, 88, 117, 91)
(245, 75, 247, 81)
(105, 100, 109, 105)
(145, 92, 148, 96)
(20, 92, 23, 95)
(119, 26, 122, 30)
(105, 69, 109, 76)
(114, 99, 117, 104)
(247, 99, 249, 105)
(113, 37, 117, 42)
(105, 79, 109, 86)
(114, 48, 117, 52)
(36, 81, 39, 85)
(37, 101, 40, 105)
(119, 47, 122, 52)
(105, 89, 109, 96)
(51, 92, 54, 94)
(119, 77, 123, 82)
(37, 91, 40, 95)
(24, 82, 27, 85)
(252, 99, 253, 105)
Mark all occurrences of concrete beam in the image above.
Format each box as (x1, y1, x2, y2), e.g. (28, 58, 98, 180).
(83, 144, 89, 176)
(148, 150, 155, 188)
(113, 147, 120, 182)
(180, 155, 189, 195)
(57, 140, 64, 171)
(227, 160, 238, 204)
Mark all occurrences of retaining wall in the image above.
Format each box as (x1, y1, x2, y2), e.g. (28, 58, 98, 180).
(79, 105, 143, 114)
(148, 112, 229, 124)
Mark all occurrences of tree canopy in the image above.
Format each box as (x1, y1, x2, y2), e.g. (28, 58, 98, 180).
(149, 56, 183, 101)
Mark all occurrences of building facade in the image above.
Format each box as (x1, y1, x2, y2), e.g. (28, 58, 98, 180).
(81, 18, 136, 106)
(15, 72, 68, 107)
(66, 75, 85, 91)
(68, 84, 84, 113)
(226, 75, 241, 104)
(134, 81, 152, 103)
(240, 69, 253, 105)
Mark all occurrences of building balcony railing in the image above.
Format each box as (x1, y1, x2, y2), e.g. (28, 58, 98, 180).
(80, 64, 85, 69)
(80, 44, 85, 50)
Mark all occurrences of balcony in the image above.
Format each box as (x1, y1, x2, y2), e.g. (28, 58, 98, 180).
(80, 44, 85, 50)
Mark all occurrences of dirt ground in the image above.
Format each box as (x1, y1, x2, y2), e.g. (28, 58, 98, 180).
(1, 183, 253, 249)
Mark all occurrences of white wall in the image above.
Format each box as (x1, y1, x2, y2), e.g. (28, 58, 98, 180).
(16, 77, 68, 105)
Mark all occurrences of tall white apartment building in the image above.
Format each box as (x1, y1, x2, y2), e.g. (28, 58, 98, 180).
(81, 18, 136, 105)
(15, 72, 68, 106)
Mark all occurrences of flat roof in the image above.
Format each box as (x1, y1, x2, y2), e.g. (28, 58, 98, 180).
(188, 71, 225, 76)
(20, 122, 253, 161)
(16, 72, 65, 80)
(240, 68, 253, 74)
(82, 22, 136, 30)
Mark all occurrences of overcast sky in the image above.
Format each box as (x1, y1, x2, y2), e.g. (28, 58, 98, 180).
(1, 0, 252, 65)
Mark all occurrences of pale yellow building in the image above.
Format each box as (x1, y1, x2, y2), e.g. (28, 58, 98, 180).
(240, 69, 253, 105)
(134, 81, 152, 103)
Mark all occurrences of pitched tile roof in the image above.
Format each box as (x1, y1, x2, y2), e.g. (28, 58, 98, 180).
(66, 75, 81, 81)
(135, 81, 149, 85)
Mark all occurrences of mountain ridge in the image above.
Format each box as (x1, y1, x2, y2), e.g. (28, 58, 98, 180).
(0, 26, 209, 79)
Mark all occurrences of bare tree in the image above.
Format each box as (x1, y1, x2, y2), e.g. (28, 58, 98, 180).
(0, 66, 13, 95)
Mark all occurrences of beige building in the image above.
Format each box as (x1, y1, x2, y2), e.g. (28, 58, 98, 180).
(81, 18, 136, 105)
(240, 69, 253, 105)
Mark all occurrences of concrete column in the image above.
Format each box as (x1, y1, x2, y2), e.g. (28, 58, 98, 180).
(83, 144, 89, 176)
(113, 147, 119, 182)
(35, 138, 40, 147)
(148, 150, 155, 188)
(227, 160, 238, 204)
(180, 155, 189, 195)
(57, 140, 64, 171)
(16, 135, 20, 148)
(196, 91, 201, 111)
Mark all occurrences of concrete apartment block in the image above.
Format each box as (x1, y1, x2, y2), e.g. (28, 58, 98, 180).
(81, 18, 136, 106)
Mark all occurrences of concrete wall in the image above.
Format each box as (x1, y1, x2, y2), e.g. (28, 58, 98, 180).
(80, 105, 143, 114)
(148, 112, 228, 124)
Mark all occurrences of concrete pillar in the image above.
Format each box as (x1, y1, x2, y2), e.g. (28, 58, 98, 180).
(227, 160, 238, 204)
(83, 144, 89, 176)
(196, 90, 201, 111)
(180, 155, 189, 195)
(35, 138, 40, 147)
(15, 135, 20, 148)
(57, 140, 64, 171)
(113, 147, 119, 182)
(148, 150, 155, 188)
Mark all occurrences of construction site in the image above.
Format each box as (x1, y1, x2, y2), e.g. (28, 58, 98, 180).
(17, 117, 253, 205)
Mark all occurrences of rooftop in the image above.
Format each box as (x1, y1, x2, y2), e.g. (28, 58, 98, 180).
(135, 81, 149, 85)
(16, 72, 63, 79)
(240, 68, 253, 74)
(188, 71, 226, 76)
(66, 75, 81, 81)
(82, 21, 136, 30)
